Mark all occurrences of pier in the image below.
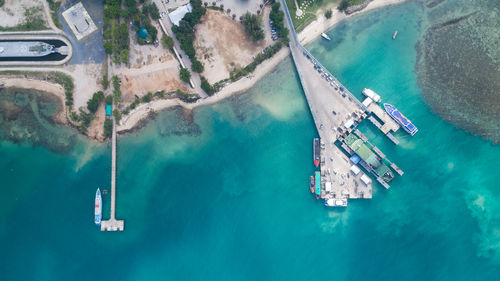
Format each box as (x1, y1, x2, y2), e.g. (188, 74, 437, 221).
(281, 0, 373, 202)
(366, 102, 400, 134)
(100, 117, 124, 231)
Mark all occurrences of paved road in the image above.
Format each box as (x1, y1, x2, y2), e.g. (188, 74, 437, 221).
(153, 0, 207, 98)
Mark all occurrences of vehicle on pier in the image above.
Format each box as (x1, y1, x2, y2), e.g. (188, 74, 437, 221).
(383, 103, 418, 136)
(95, 188, 102, 226)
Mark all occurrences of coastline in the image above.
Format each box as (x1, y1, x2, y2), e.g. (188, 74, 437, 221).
(117, 0, 406, 133)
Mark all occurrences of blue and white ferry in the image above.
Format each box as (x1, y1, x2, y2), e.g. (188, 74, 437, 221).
(384, 103, 418, 136)
(95, 188, 102, 226)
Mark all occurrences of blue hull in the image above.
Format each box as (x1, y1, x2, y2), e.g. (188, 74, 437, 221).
(384, 103, 418, 136)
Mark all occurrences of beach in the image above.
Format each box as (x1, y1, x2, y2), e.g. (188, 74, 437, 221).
(117, 0, 406, 133)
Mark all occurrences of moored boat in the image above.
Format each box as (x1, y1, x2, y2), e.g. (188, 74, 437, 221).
(383, 103, 418, 136)
(309, 176, 315, 193)
(313, 138, 320, 167)
(95, 188, 102, 226)
(362, 88, 381, 103)
(315, 171, 321, 199)
(324, 198, 348, 207)
(321, 32, 331, 41)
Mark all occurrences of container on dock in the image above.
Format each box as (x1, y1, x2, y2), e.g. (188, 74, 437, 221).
(350, 165, 361, 175)
(360, 174, 372, 185)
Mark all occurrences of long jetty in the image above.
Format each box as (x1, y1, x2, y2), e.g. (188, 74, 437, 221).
(281, 0, 373, 202)
(101, 116, 124, 231)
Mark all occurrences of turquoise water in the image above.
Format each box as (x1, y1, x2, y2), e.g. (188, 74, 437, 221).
(1, 1, 500, 280)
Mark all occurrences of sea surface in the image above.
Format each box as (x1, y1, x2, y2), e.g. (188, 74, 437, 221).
(1, 1, 500, 280)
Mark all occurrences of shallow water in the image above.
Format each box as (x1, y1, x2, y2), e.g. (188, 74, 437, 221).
(1, 1, 500, 280)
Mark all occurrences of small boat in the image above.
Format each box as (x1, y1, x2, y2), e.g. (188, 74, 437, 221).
(309, 176, 315, 193)
(324, 198, 348, 207)
(315, 171, 321, 199)
(95, 188, 102, 226)
(321, 32, 331, 41)
(392, 30, 398, 39)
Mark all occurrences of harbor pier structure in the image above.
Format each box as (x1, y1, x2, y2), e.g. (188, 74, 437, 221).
(281, 0, 377, 202)
(101, 117, 124, 231)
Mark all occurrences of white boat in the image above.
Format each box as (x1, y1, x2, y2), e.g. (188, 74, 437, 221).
(321, 32, 331, 41)
(95, 188, 102, 226)
(325, 198, 348, 207)
(362, 88, 381, 103)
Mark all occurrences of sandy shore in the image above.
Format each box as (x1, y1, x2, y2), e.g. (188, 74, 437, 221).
(0, 77, 68, 123)
(118, 0, 405, 133)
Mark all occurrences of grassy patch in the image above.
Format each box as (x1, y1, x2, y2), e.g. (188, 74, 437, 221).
(285, 0, 339, 32)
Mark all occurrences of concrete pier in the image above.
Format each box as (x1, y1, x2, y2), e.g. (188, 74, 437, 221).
(367, 102, 400, 134)
(281, 0, 372, 202)
(101, 117, 124, 231)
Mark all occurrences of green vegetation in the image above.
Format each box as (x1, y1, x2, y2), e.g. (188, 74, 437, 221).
(179, 68, 191, 83)
(200, 76, 215, 96)
(0, 0, 5, 8)
(86, 91, 105, 113)
(102, 73, 109, 89)
(0, 6, 48, 31)
(103, 119, 113, 137)
(161, 34, 174, 50)
(230, 42, 283, 82)
(105, 95, 113, 105)
(325, 9, 333, 19)
(111, 75, 122, 104)
(113, 109, 122, 123)
(103, 0, 130, 63)
(69, 108, 95, 134)
(132, 1, 159, 45)
(269, 2, 289, 40)
(47, 0, 63, 29)
(338, 0, 366, 11)
(171, 0, 206, 74)
(142, 2, 160, 20)
(241, 12, 264, 41)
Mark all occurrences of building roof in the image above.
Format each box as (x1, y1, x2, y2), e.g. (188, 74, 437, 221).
(168, 4, 193, 26)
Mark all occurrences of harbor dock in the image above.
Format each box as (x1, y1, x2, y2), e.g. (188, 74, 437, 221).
(101, 117, 124, 231)
(366, 101, 400, 134)
(281, 0, 404, 206)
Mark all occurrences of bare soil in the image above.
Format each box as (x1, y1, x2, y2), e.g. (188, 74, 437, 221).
(194, 9, 272, 84)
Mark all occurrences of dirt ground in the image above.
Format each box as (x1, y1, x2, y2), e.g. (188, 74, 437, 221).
(194, 9, 272, 84)
(0, 0, 47, 28)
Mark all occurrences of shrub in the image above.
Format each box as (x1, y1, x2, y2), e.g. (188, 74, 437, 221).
(325, 10, 332, 19)
(200, 76, 214, 95)
(103, 119, 113, 137)
(105, 95, 113, 105)
(161, 35, 174, 50)
(241, 12, 264, 41)
(180, 68, 191, 83)
(191, 59, 204, 73)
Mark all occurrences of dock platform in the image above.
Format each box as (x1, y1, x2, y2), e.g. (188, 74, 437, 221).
(101, 117, 124, 231)
(367, 102, 400, 134)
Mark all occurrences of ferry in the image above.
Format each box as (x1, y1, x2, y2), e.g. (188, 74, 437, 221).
(362, 88, 381, 103)
(321, 32, 331, 41)
(325, 198, 348, 207)
(313, 138, 320, 167)
(392, 30, 398, 39)
(309, 176, 315, 193)
(315, 171, 321, 199)
(383, 103, 418, 136)
(95, 188, 102, 226)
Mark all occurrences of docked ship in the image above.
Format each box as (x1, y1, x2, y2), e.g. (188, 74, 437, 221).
(95, 188, 102, 226)
(309, 176, 315, 194)
(321, 32, 331, 41)
(314, 171, 321, 199)
(362, 88, 381, 103)
(383, 103, 418, 136)
(0, 41, 56, 57)
(324, 198, 347, 207)
(313, 138, 320, 167)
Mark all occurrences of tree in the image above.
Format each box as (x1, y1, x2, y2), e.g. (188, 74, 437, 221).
(105, 95, 113, 105)
(161, 35, 174, 49)
(325, 9, 332, 19)
(86, 91, 105, 114)
(113, 109, 121, 123)
(180, 68, 191, 83)
(241, 12, 264, 41)
(103, 119, 113, 137)
(191, 59, 204, 73)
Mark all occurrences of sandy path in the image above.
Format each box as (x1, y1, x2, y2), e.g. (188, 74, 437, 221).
(0, 77, 67, 123)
